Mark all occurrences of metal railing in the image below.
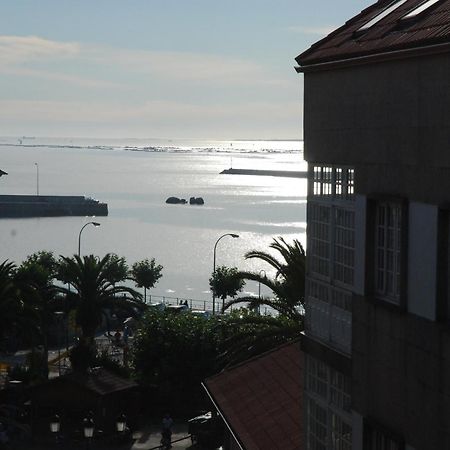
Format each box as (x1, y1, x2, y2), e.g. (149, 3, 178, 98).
(146, 294, 271, 315)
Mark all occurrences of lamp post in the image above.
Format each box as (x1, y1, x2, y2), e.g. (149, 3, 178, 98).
(116, 413, 127, 435)
(49, 414, 60, 443)
(258, 270, 266, 315)
(83, 417, 95, 448)
(78, 222, 101, 257)
(34, 162, 39, 196)
(212, 233, 239, 315)
(54, 311, 64, 376)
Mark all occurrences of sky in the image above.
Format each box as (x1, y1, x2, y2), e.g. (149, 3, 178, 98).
(0, 1, 372, 140)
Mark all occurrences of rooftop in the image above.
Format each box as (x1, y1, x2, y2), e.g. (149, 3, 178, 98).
(296, 0, 450, 67)
(204, 341, 303, 450)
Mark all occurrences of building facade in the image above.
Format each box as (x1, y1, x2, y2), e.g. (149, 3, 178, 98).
(296, 0, 450, 448)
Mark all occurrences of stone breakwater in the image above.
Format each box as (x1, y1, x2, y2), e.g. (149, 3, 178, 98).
(0, 195, 108, 218)
(220, 168, 307, 178)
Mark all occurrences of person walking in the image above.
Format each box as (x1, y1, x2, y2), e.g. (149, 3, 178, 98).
(161, 413, 173, 449)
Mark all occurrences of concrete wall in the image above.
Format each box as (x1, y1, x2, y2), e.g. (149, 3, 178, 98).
(304, 51, 450, 170)
(352, 297, 450, 449)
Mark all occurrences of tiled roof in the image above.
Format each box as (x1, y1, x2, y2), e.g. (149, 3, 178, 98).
(296, 0, 450, 66)
(62, 368, 138, 395)
(204, 341, 303, 450)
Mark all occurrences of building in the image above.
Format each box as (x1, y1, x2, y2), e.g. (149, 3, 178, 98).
(203, 341, 304, 450)
(295, 0, 450, 448)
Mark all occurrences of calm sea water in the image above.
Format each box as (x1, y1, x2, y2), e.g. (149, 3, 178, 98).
(0, 137, 307, 306)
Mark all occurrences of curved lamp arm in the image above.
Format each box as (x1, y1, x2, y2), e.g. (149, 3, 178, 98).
(78, 222, 101, 256)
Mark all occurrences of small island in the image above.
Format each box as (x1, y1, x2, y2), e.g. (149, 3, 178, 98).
(166, 196, 204, 205)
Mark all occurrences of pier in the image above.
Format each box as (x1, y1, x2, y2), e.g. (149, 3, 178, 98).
(0, 195, 108, 218)
(220, 168, 307, 178)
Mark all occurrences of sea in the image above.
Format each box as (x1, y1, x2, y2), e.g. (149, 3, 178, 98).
(0, 136, 307, 309)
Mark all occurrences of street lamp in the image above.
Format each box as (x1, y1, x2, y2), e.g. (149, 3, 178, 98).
(258, 270, 266, 315)
(83, 417, 95, 448)
(50, 414, 60, 444)
(116, 413, 126, 433)
(54, 311, 64, 376)
(212, 233, 239, 315)
(78, 222, 101, 256)
(34, 162, 39, 196)
(50, 414, 60, 433)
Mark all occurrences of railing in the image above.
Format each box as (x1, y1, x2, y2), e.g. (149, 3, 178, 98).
(305, 297, 352, 355)
(146, 294, 271, 315)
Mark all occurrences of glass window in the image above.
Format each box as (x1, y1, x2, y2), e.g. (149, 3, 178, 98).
(374, 202, 403, 304)
(309, 203, 331, 277)
(334, 208, 355, 286)
(311, 165, 355, 201)
(402, 0, 440, 19)
(357, 0, 408, 31)
(306, 356, 352, 450)
(365, 425, 404, 450)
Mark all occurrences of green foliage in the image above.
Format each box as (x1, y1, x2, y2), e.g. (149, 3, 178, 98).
(131, 309, 222, 413)
(15, 251, 58, 289)
(131, 258, 163, 289)
(57, 254, 143, 343)
(131, 258, 163, 302)
(96, 349, 131, 378)
(0, 260, 24, 341)
(103, 253, 129, 284)
(224, 237, 306, 319)
(218, 308, 303, 366)
(209, 266, 245, 302)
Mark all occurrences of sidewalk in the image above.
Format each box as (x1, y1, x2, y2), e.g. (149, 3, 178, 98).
(131, 422, 192, 449)
(20, 422, 194, 450)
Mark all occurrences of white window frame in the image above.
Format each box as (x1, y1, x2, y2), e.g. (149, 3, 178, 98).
(305, 356, 352, 450)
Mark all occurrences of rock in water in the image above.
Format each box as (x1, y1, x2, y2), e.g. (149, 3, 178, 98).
(166, 197, 187, 204)
(189, 197, 204, 205)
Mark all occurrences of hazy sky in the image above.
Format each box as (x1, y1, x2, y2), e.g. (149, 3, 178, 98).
(0, 1, 371, 139)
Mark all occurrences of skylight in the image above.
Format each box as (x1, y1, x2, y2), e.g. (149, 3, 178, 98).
(402, 0, 440, 19)
(357, 0, 408, 32)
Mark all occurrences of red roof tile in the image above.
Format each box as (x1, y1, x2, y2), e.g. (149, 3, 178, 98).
(296, 0, 450, 66)
(204, 341, 303, 450)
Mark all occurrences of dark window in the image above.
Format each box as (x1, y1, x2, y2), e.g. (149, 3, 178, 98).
(364, 421, 404, 450)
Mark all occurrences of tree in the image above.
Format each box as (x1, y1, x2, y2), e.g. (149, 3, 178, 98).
(57, 254, 143, 346)
(223, 237, 306, 319)
(0, 261, 23, 345)
(217, 309, 303, 367)
(132, 308, 223, 413)
(14, 251, 60, 379)
(209, 266, 245, 311)
(103, 253, 129, 285)
(131, 258, 163, 303)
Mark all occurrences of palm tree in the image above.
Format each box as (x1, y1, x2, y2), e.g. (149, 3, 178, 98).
(15, 252, 60, 357)
(0, 261, 41, 375)
(57, 254, 143, 344)
(0, 261, 23, 345)
(223, 237, 306, 319)
(218, 309, 303, 366)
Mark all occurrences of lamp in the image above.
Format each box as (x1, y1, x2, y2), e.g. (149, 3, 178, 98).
(212, 233, 240, 315)
(116, 413, 126, 433)
(50, 414, 60, 434)
(83, 417, 95, 439)
(78, 222, 101, 256)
